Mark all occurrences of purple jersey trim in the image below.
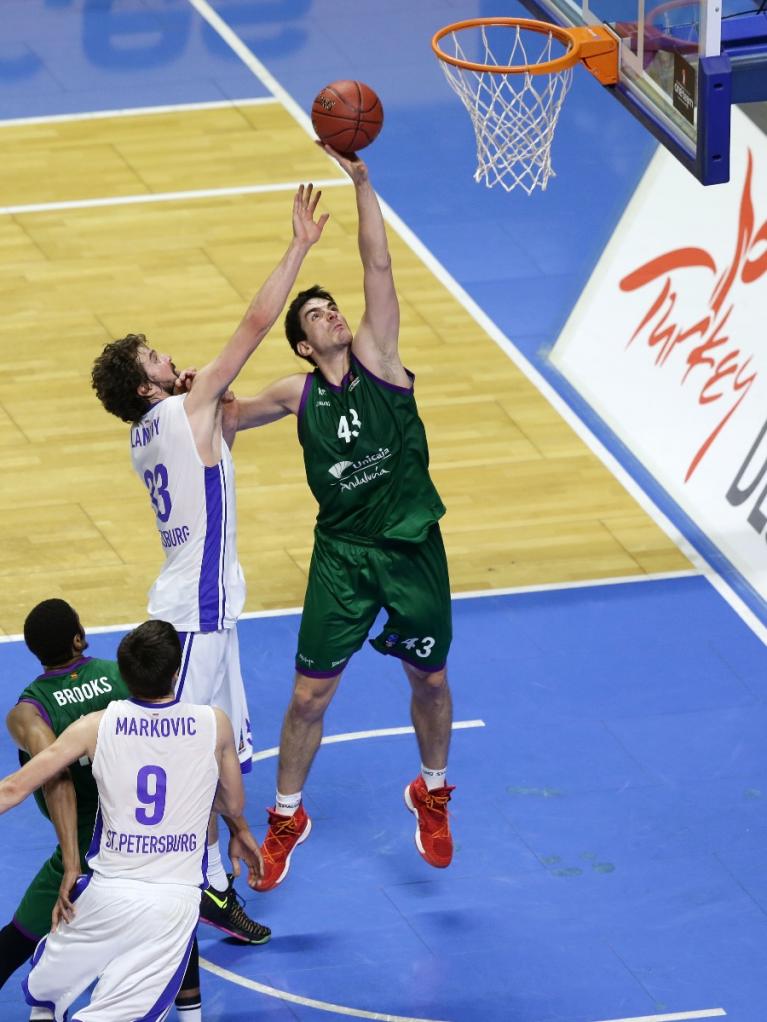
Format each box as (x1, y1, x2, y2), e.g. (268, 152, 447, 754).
(198, 464, 226, 632)
(240, 757, 253, 775)
(39, 656, 92, 680)
(11, 916, 40, 942)
(174, 632, 195, 702)
(23, 934, 57, 1016)
(64, 874, 92, 907)
(136, 927, 197, 1021)
(17, 698, 52, 729)
(85, 808, 103, 865)
(295, 660, 350, 679)
(319, 365, 354, 394)
(354, 354, 414, 395)
(200, 834, 209, 890)
(296, 372, 314, 427)
(129, 697, 181, 709)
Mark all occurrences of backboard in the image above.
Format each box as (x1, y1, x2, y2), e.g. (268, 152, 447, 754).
(519, 0, 767, 184)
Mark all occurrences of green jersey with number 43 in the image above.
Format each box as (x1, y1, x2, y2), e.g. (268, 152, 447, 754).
(298, 355, 445, 543)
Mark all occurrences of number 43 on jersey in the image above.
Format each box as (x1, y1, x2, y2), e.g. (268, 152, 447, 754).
(337, 408, 361, 444)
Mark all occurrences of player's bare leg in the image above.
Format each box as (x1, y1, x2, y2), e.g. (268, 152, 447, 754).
(402, 664, 456, 868)
(255, 671, 342, 892)
(277, 671, 343, 794)
(404, 664, 453, 771)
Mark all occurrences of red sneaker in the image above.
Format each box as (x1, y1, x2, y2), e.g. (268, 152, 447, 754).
(404, 775, 455, 868)
(254, 803, 312, 892)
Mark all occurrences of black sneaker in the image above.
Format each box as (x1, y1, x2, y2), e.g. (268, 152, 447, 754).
(200, 876, 271, 944)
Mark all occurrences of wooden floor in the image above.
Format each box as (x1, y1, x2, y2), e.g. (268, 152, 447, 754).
(0, 103, 690, 635)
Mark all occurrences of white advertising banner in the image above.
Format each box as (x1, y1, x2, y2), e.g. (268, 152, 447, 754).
(551, 107, 767, 613)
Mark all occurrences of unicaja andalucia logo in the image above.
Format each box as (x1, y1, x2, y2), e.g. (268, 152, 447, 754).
(328, 448, 392, 490)
(329, 460, 353, 479)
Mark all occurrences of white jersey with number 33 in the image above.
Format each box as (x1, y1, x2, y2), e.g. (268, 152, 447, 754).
(130, 394, 246, 632)
(88, 699, 219, 887)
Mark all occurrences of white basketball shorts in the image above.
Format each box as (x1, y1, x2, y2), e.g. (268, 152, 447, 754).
(23, 874, 200, 1022)
(176, 626, 253, 772)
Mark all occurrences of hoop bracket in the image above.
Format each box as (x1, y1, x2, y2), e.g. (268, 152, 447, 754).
(568, 26, 619, 85)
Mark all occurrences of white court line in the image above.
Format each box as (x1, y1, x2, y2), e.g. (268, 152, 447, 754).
(451, 569, 698, 601)
(251, 719, 485, 763)
(198, 962, 725, 1022)
(0, 176, 348, 217)
(593, 1011, 726, 1022)
(199, 958, 450, 1022)
(200, 951, 726, 1022)
(0, 95, 277, 128)
(0, 573, 698, 642)
(183, 0, 767, 648)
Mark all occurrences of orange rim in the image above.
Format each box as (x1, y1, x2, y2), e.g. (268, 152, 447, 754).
(431, 17, 583, 75)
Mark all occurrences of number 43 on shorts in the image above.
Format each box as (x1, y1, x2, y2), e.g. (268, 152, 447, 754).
(402, 636, 435, 658)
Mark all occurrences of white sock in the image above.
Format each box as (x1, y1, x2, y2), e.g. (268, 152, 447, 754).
(176, 1007, 202, 1021)
(29, 1010, 54, 1022)
(274, 790, 301, 817)
(206, 839, 228, 892)
(421, 764, 447, 791)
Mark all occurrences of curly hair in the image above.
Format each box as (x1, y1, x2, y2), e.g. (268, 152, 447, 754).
(91, 334, 151, 424)
(284, 284, 336, 364)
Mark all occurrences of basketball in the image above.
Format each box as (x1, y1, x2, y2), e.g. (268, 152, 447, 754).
(311, 80, 384, 155)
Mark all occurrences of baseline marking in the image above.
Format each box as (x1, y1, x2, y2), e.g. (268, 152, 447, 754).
(0, 573, 702, 643)
(184, 0, 767, 648)
(199, 957, 450, 1022)
(251, 719, 485, 764)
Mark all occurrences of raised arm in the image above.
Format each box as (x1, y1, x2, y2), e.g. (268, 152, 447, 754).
(321, 146, 406, 385)
(223, 373, 306, 440)
(0, 712, 102, 815)
(185, 184, 329, 415)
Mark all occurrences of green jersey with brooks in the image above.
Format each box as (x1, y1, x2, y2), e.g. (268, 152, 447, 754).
(17, 656, 129, 820)
(297, 355, 445, 543)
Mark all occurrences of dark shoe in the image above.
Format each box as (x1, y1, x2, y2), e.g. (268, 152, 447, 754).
(200, 875, 271, 944)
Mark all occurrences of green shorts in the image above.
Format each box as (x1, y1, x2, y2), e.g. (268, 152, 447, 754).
(13, 823, 93, 939)
(296, 523, 452, 676)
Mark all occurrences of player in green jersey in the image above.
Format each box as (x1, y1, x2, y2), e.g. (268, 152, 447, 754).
(222, 147, 455, 891)
(0, 599, 226, 1022)
(0, 599, 130, 998)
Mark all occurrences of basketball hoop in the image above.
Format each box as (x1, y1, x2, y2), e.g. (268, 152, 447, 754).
(432, 18, 618, 194)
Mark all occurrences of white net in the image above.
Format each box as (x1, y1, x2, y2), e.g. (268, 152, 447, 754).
(437, 24, 574, 195)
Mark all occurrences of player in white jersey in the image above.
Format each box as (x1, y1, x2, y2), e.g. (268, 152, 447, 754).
(0, 619, 262, 1022)
(91, 183, 329, 950)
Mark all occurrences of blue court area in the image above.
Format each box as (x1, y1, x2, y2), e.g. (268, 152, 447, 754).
(1, 580, 767, 1021)
(3, 2, 767, 1021)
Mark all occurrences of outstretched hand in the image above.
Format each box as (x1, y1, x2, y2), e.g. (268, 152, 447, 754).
(318, 142, 369, 185)
(293, 183, 330, 247)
